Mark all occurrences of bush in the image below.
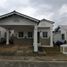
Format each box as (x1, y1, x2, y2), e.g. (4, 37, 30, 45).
(9, 37, 14, 44)
(0, 38, 6, 44)
(0, 37, 14, 44)
(38, 47, 43, 52)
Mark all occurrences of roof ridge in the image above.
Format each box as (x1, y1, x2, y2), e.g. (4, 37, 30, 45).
(0, 11, 39, 22)
(40, 19, 54, 24)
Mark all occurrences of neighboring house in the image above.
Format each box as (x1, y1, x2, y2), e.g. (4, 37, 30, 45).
(53, 25, 67, 44)
(0, 11, 54, 52)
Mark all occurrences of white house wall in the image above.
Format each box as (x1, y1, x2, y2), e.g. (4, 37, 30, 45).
(38, 20, 53, 47)
(54, 25, 67, 43)
(38, 20, 53, 27)
(38, 28, 50, 38)
(53, 33, 62, 43)
(61, 28, 67, 41)
(38, 20, 53, 38)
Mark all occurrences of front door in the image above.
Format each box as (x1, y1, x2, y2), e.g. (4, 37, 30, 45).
(37, 32, 40, 43)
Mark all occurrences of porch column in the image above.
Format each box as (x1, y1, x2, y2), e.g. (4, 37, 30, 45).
(6, 30, 9, 45)
(50, 27, 53, 47)
(33, 25, 38, 52)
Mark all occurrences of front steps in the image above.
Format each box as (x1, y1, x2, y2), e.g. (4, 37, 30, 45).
(16, 46, 33, 56)
(16, 46, 46, 56)
(44, 47, 62, 56)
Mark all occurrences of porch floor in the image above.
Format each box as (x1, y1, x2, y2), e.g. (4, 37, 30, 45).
(0, 44, 67, 61)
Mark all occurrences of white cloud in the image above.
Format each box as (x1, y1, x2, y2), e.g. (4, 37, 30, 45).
(59, 4, 67, 15)
(16, 7, 36, 16)
(35, 12, 54, 20)
(0, 0, 7, 8)
(0, 0, 67, 29)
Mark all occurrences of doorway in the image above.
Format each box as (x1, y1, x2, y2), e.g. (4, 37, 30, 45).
(37, 32, 40, 43)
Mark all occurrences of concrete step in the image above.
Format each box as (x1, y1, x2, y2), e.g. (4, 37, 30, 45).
(16, 46, 34, 56)
(43, 47, 62, 56)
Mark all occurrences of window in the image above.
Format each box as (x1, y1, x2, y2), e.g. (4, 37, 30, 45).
(62, 34, 65, 40)
(18, 32, 24, 38)
(28, 32, 33, 38)
(43, 32, 48, 38)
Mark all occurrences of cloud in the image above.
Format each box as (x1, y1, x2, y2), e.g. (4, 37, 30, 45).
(0, 0, 7, 7)
(58, 4, 67, 15)
(30, 0, 67, 28)
(0, 0, 67, 28)
(17, 6, 36, 16)
(30, 0, 67, 11)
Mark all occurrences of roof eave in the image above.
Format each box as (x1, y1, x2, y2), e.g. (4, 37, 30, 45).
(40, 19, 55, 24)
(0, 11, 39, 23)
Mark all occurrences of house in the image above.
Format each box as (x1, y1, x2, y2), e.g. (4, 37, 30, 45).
(0, 11, 54, 52)
(53, 25, 67, 44)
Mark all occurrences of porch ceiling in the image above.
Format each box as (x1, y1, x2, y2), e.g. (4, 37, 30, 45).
(0, 25, 34, 30)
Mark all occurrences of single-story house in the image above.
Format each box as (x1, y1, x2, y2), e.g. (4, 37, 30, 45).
(0, 11, 54, 52)
(53, 25, 67, 44)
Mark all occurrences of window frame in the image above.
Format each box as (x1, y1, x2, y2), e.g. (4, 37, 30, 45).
(17, 32, 24, 39)
(61, 34, 65, 40)
(42, 32, 48, 38)
(27, 32, 33, 39)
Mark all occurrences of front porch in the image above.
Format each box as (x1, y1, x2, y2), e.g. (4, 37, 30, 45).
(0, 25, 39, 52)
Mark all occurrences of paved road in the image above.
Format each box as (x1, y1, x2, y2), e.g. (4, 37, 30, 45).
(0, 60, 67, 67)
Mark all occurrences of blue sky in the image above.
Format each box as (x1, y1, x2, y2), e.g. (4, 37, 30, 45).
(0, 0, 67, 28)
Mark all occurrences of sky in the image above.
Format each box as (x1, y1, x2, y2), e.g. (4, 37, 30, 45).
(0, 0, 67, 28)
